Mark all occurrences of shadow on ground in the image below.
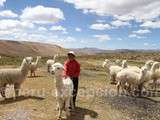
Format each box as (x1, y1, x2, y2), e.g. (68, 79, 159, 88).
(28, 75, 46, 78)
(0, 95, 45, 104)
(70, 107, 98, 120)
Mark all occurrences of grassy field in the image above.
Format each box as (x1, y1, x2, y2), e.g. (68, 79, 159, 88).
(0, 54, 160, 120)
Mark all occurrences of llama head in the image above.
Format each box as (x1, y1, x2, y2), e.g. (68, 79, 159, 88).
(21, 57, 33, 70)
(102, 59, 111, 68)
(122, 60, 128, 68)
(50, 62, 64, 76)
(151, 61, 160, 72)
(25, 57, 33, 64)
(145, 60, 154, 68)
(115, 59, 122, 66)
(24, 57, 33, 65)
(141, 67, 148, 75)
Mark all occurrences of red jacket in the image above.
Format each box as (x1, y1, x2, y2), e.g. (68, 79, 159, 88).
(63, 59, 80, 77)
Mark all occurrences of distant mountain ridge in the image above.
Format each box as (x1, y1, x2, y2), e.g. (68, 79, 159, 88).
(0, 40, 68, 57)
(0, 40, 159, 57)
(72, 48, 160, 55)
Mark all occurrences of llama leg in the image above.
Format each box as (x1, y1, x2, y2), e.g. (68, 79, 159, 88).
(30, 71, 32, 77)
(65, 98, 71, 119)
(153, 79, 157, 91)
(70, 96, 74, 110)
(121, 82, 126, 95)
(48, 66, 50, 73)
(138, 84, 143, 97)
(34, 72, 36, 77)
(112, 75, 116, 84)
(0, 84, 6, 98)
(110, 75, 116, 84)
(57, 99, 63, 120)
(14, 84, 20, 98)
(116, 82, 120, 95)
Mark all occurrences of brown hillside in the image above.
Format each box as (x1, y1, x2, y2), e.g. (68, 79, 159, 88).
(0, 40, 68, 57)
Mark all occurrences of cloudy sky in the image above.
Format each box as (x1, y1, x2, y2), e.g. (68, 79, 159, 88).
(0, 0, 160, 49)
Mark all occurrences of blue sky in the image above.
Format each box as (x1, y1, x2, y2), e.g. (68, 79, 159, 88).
(0, 0, 160, 49)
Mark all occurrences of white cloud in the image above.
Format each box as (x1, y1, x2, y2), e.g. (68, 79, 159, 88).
(38, 27, 47, 31)
(96, 20, 105, 23)
(111, 20, 130, 27)
(117, 38, 122, 41)
(0, 10, 18, 18)
(94, 34, 111, 41)
(50, 25, 68, 34)
(0, 0, 6, 6)
(114, 15, 134, 21)
(64, 0, 160, 22)
(75, 27, 81, 32)
(0, 30, 13, 36)
(140, 21, 160, 29)
(0, 19, 34, 30)
(20, 5, 64, 24)
(62, 36, 76, 42)
(133, 29, 151, 35)
(144, 42, 149, 46)
(128, 34, 145, 39)
(90, 23, 111, 30)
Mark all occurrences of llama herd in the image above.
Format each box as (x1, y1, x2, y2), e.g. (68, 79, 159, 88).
(0, 55, 160, 119)
(102, 59, 160, 96)
(0, 55, 73, 119)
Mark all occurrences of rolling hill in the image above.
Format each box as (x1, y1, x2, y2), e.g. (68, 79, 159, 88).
(0, 40, 68, 57)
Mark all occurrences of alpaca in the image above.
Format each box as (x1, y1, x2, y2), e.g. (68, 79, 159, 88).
(50, 62, 74, 119)
(29, 56, 41, 77)
(150, 62, 160, 90)
(0, 57, 32, 99)
(116, 67, 148, 95)
(115, 59, 122, 66)
(102, 59, 123, 84)
(46, 54, 58, 72)
(116, 62, 160, 96)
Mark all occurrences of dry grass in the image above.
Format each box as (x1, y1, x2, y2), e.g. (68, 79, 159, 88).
(0, 56, 160, 120)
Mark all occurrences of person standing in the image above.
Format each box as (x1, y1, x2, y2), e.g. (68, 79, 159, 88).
(63, 51, 80, 108)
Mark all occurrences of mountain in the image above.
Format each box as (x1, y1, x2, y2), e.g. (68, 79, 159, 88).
(0, 40, 159, 57)
(71, 47, 109, 55)
(0, 40, 68, 57)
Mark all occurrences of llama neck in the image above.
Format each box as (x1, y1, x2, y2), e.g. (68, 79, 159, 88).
(55, 75, 63, 88)
(150, 64, 157, 73)
(53, 56, 56, 62)
(35, 57, 40, 65)
(139, 71, 144, 80)
(122, 62, 128, 68)
(20, 61, 29, 76)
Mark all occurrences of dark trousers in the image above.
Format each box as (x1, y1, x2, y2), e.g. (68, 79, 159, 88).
(71, 77, 79, 106)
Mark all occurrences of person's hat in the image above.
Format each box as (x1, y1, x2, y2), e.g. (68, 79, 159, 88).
(67, 51, 75, 56)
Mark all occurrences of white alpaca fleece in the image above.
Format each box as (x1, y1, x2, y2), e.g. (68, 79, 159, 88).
(0, 57, 32, 98)
(116, 67, 148, 95)
(149, 62, 160, 90)
(29, 56, 41, 76)
(102, 59, 123, 82)
(115, 59, 122, 66)
(50, 62, 73, 119)
(46, 55, 58, 72)
(121, 60, 140, 73)
(142, 60, 154, 70)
